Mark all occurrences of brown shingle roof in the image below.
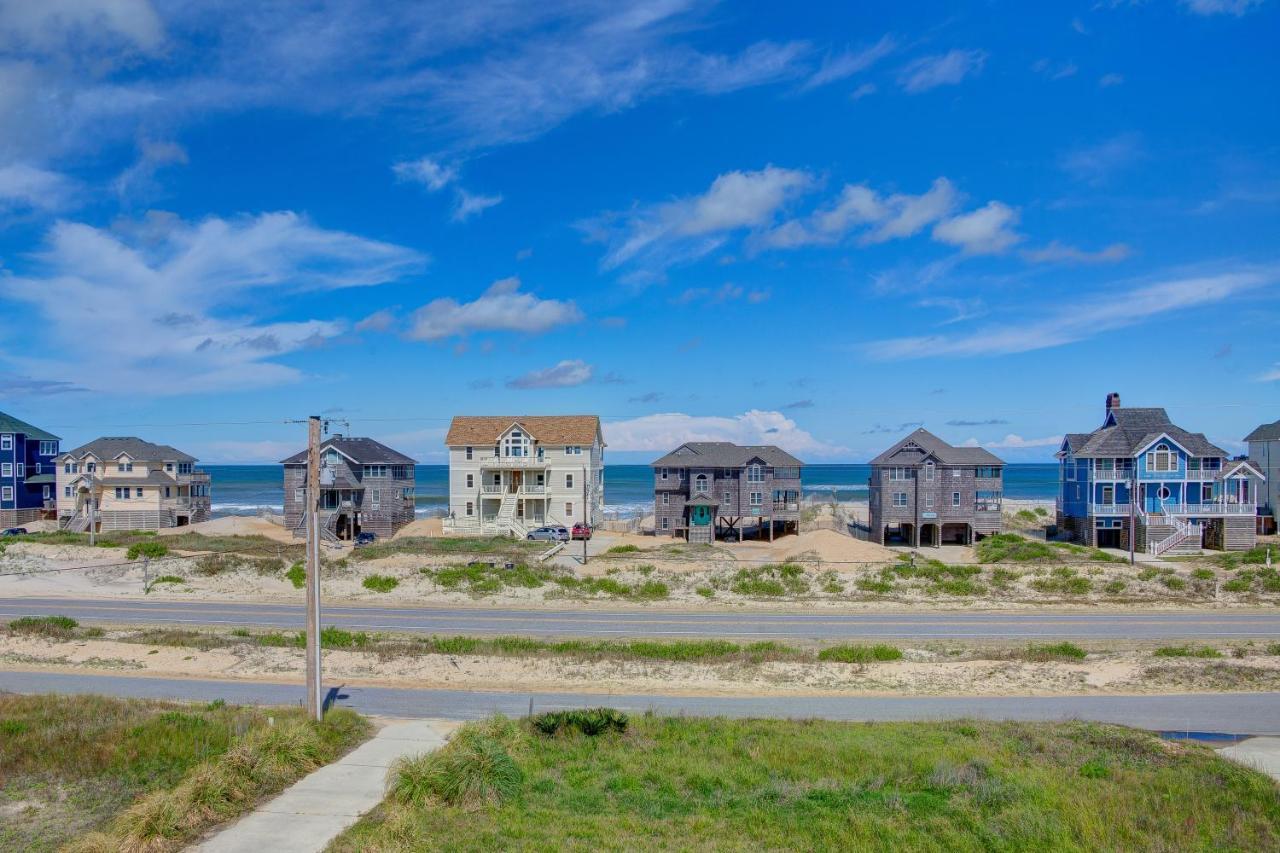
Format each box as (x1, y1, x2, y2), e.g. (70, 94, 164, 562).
(445, 416, 603, 447)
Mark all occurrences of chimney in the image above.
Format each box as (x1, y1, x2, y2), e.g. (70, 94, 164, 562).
(1105, 392, 1121, 415)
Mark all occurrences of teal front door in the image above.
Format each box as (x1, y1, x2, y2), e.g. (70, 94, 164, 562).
(690, 505, 711, 526)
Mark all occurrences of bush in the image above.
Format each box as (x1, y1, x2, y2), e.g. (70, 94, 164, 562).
(127, 540, 170, 560)
(285, 562, 306, 589)
(632, 580, 670, 600)
(149, 575, 185, 587)
(1102, 580, 1127, 594)
(1265, 643, 1280, 656)
(1153, 645, 1222, 659)
(695, 586, 714, 598)
(1190, 568, 1215, 581)
(606, 544, 641, 554)
(1137, 567, 1159, 581)
(531, 707, 628, 737)
(817, 644, 903, 664)
(857, 577, 895, 594)
(731, 563, 809, 597)
(361, 574, 399, 593)
(1159, 576, 1187, 591)
(1029, 568, 1092, 595)
(391, 719, 524, 808)
(1024, 642, 1087, 662)
(8, 614, 79, 638)
(1014, 509, 1038, 522)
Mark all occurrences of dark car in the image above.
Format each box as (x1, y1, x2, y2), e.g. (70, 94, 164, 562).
(353, 531, 378, 547)
(526, 526, 569, 542)
(570, 523, 592, 540)
(1, 527, 27, 537)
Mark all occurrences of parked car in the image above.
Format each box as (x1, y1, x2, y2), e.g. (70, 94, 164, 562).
(353, 531, 378, 547)
(527, 526, 570, 542)
(571, 523, 592, 540)
(1, 527, 27, 537)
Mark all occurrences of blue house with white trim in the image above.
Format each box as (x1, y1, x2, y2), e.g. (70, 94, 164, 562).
(1056, 393, 1261, 555)
(0, 410, 61, 527)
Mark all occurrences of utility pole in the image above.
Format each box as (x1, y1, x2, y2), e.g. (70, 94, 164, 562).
(305, 415, 323, 721)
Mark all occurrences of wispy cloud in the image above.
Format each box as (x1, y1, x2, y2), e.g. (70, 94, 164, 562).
(1061, 133, 1143, 185)
(897, 49, 986, 93)
(506, 359, 593, 389)
(1257, 363, 1280, 382)
(1023, 241, 1132, 264)
(606, 409, 846, 457)
(946, 418, 1009, 427)
(0, 164, 77, 213)
(1098, 72, 1124, 88)
(782, 399, 815, 409)
(392, 157, 458, 191)
(803, 35, 896, 90)
(408, 276, 582, 341)
(452, 189, 503, 221)
(970, 433, 1064, 449)
(1181, 0, 1264, 16)
(861, 422, 923, 435)
(866, 267, 1277, 360)
(113, 139, 188, 200)
(931, 201, 1022, 254)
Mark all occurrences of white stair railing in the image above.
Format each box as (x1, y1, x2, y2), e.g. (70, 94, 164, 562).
(1148, 516, 1200, 556)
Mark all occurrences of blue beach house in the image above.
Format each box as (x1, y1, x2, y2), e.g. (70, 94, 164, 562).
(1056, 394, 1261, 555)
(0, 410, 61, 527)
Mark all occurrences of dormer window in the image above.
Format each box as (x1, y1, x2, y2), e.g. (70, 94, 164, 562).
(747, 464, 763, 483)
(324, 449, 340, 465)
(503, 430, 528, 458)
(1147, 443, 1175, 473)
(117, 458, 133, 472)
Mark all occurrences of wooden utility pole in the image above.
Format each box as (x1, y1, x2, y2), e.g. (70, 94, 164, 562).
(305, 415, 323, 721)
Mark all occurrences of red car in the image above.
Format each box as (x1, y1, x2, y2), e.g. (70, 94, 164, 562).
(571, 523, 592, 540)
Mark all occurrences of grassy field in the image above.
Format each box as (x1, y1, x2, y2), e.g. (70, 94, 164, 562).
(0, 693, 368, 852)
(332, 715, 1280, 852)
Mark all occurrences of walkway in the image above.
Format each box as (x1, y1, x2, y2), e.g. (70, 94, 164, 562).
(192, 718, 452, 853)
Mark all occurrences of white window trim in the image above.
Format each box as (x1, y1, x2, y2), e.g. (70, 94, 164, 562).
(952, 491, 961, 507)
(1, 486, 11, 501)
(925, 461, 934, 481)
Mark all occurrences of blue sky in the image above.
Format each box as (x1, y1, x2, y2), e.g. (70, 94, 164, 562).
(0, 0, 1277, 464)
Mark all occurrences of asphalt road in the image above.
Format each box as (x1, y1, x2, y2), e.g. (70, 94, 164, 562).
(1, 596, 1278, 641)
(3, 670, 1278, 734)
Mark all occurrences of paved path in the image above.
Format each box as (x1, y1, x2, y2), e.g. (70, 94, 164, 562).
(193, 718, 449, 853)
(1220, 737, 1280, 782)
(2, 596, 1278, 640)
(5, 670, 1279, 734)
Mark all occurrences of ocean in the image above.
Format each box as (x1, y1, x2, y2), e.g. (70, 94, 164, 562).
(204, 463, 1060, 519)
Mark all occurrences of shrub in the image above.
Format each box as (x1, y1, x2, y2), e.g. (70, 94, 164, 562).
(632, 580, 670, 600)
(391, 719, 524, 808)
(285, 562, 306, 589)
(1079, 759, 1110, 779)
(857, 577, 895, 594)
(531, 707, 628, 737)
(149, 575, 185, 587)
(127, 540, 170, 560)
(1014, 509, 1038, 522)
(731, 563, 808, 597)
(606, 544, 640, 554)
(1103, 580, 1127, 594)
(1265, 644, 1280, 656)
(1024, 642, 1087, 662)
(934, 578, 986, 596)
(695, 586, 714, 598)
(361, 574, 399, 593)
(1029, 569, 1092, 595)
(975, 534, 1057, 563)
(1190, 568, 1215, 581)
(8, 614, 79, 638)
(1153, 645, 1222, 659)
(1159, 576, 1187, 591)
(817, 644, 903, 664)
(1222, 577, 1251, 593)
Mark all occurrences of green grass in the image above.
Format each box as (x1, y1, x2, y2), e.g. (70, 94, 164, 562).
(7, 615, 80, 639)
(816, 644, 903, 663)
(1028, 567, 1093, 595)
(351, 537, 538, 561)
(361, 574, 400, 593)
(147, 575, 186, 589)
(332, 716, 1280, 852)
(605, 544, 641, 554)
(1153, 645, 1224, 659)
(731, 562, 809, 597)
(975, 533, 1122, 564)
(126, 540, 169, 560)
(1023, 642, 1088, 661)
(285, 561, 306, 589)
(0, 694, 368, 852)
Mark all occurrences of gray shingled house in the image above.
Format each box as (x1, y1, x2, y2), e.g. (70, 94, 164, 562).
(1245, 418, 1280, 535)
(651, 442, 804, 543)
(282, 436, 416, 541)
(868, 428, 1004, 547)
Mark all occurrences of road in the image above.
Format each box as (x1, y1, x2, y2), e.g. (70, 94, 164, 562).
(3, 670, 1278, 734)
(1, 596, 1278, 641)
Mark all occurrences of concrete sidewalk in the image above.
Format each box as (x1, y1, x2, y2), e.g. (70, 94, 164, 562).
(1219, 737, 1280, 783)
(192, 718, 453, 853)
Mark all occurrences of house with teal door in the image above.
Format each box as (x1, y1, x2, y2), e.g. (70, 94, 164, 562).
(1056, 394, 1262, 555)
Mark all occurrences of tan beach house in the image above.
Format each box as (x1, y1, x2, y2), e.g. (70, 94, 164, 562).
(55, 437, 211, 531)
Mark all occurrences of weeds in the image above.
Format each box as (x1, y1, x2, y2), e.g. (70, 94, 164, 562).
(390, 718, 524, 809)
(285, 562, 306, 589)
(1153, 645, 1223, 659)
(361, 574, 400, 593)
(816, 644, 903, 664)
(8, 615, 80, 639)
(1023, 642, 1087, 662)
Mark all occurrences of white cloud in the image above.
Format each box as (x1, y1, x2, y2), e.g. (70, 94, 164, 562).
(1098, 72, 1124, 87)
(803, 35, 896, 89)
(355, 309, 396, 332)
(392, 157, 458, 191)
(850, 82, 876, 100)
(605, 409, 846, 458)
(1061, 133, 1143, 185)
(587, 165, 815, 271)
(1023, 241, 1132, 264)
(898, 49, 986, 93)
(203, 439, 302, 464)
(865, 267, 1276, 360)
(978, 434, 1065, 449)
(408, 276, 582, 340)
(113, 139, 188, 199)
(452, 188, 503, 221)
(0, 0, 164, 54)
(507, 359, 593, 389)
(0, 211, 426, 393)
(1257, 363, 1280, 382)
(1181, 0, 1264, 15)
(931, 201, 1022, 254)
(0, 164, 77, 212)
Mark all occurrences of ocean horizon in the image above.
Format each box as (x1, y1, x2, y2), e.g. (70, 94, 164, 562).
(203, 463, 1061, 520)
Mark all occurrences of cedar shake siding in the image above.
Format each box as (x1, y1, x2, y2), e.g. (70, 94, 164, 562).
(281, 436, 416, 541)
(651, 443, 804, 543)
(867, 428, 1004, 547)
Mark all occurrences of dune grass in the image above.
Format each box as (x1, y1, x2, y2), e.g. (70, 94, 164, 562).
(350, 537, 540, 561)
(0, 694, 368, 852)
(333, 715, 1280, 852)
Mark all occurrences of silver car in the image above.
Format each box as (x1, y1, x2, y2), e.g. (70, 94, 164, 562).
(526, 525, 570, 542)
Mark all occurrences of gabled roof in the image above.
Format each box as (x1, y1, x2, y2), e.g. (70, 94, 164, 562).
(59, 437, 195, 463)
(1222, 459, 1266, 480)
(868, 428, 1003, 466)
(650, 442, 805, 468)
(1245, 419, 1280, 442)
(1063, 407, 1224, 458)
(0, 410, 59, 442)
(280, 436, 416, 465)
(445, 415, 603, 447)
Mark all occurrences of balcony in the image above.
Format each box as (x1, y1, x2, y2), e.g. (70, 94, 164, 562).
(1090, 503, 1130, 516)
(1152, 502, 1255, 517)
(477, 455, 548, 469)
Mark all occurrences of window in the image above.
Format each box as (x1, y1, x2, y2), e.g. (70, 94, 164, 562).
(465, 446, 473, 460)
(566, 445, 582, 455)
(694, 473, 709, 494)
(1202, 483, 1213, 501)
(1158, 486, 1171, 500)
(0, 463, 10, 477)
(566, 502, 574, 517)
(164, 486, 171, 498)
(952, 468, 961, 479)
(294, 487, 305, 502)
(1, 486, 10, 502)
(43, 485, 51, 499)
(86, 462, 96, 472)
(1147, 443, 1175, 473)
(773, 466, 800, 479)
(952, 491, 961, 507)
(662, 493, 670, 506)
(724, 491, 732, 505)
(750, 491, 762, 506)
(925, 461, 934, 481)
(39, 441, 57, 456)
(975, 466, 1000, 479)
(465, 474, 474, 488)
(893, 492, 908, 507)
(1101, 485, 1114, 505)
(402, 487, 414, 499)
(178, 463, 193, 475)
(975, 490, 1001, 512)
(165, 462, 174, 472)
(925, 493, 934, 508)
(364, 465, 388, 478)
(16, 463, 23, 478)
(0, 435, 10, 450)
(660, 467, 668, 480)
(64, 486, 72, 498)
(661, 517, 669, 530)
(372, 489, 381, 510)
(114, 487, 127, 500)
(466, 501, 474, 516)
(136, 488, 143, 498)
(888, 467, 912, 481)
(64, 462, 78, 474)
(503, 429, 527, 457)
(747, 464, 764, 483)
(117, 460, 133, 472)
(566, 473, 574, 489)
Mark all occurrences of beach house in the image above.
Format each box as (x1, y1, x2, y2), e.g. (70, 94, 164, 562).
(55, 437, 211, 531)
(651, 442, 804, 543)
(1057, 394, 1261, 554)
(281, 436, 416, 541)
(867, 428, 1004, 547)
(1245, 418, 1280, 535)
(444, 416, 605, 535)
(0, 410, 61, 527)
